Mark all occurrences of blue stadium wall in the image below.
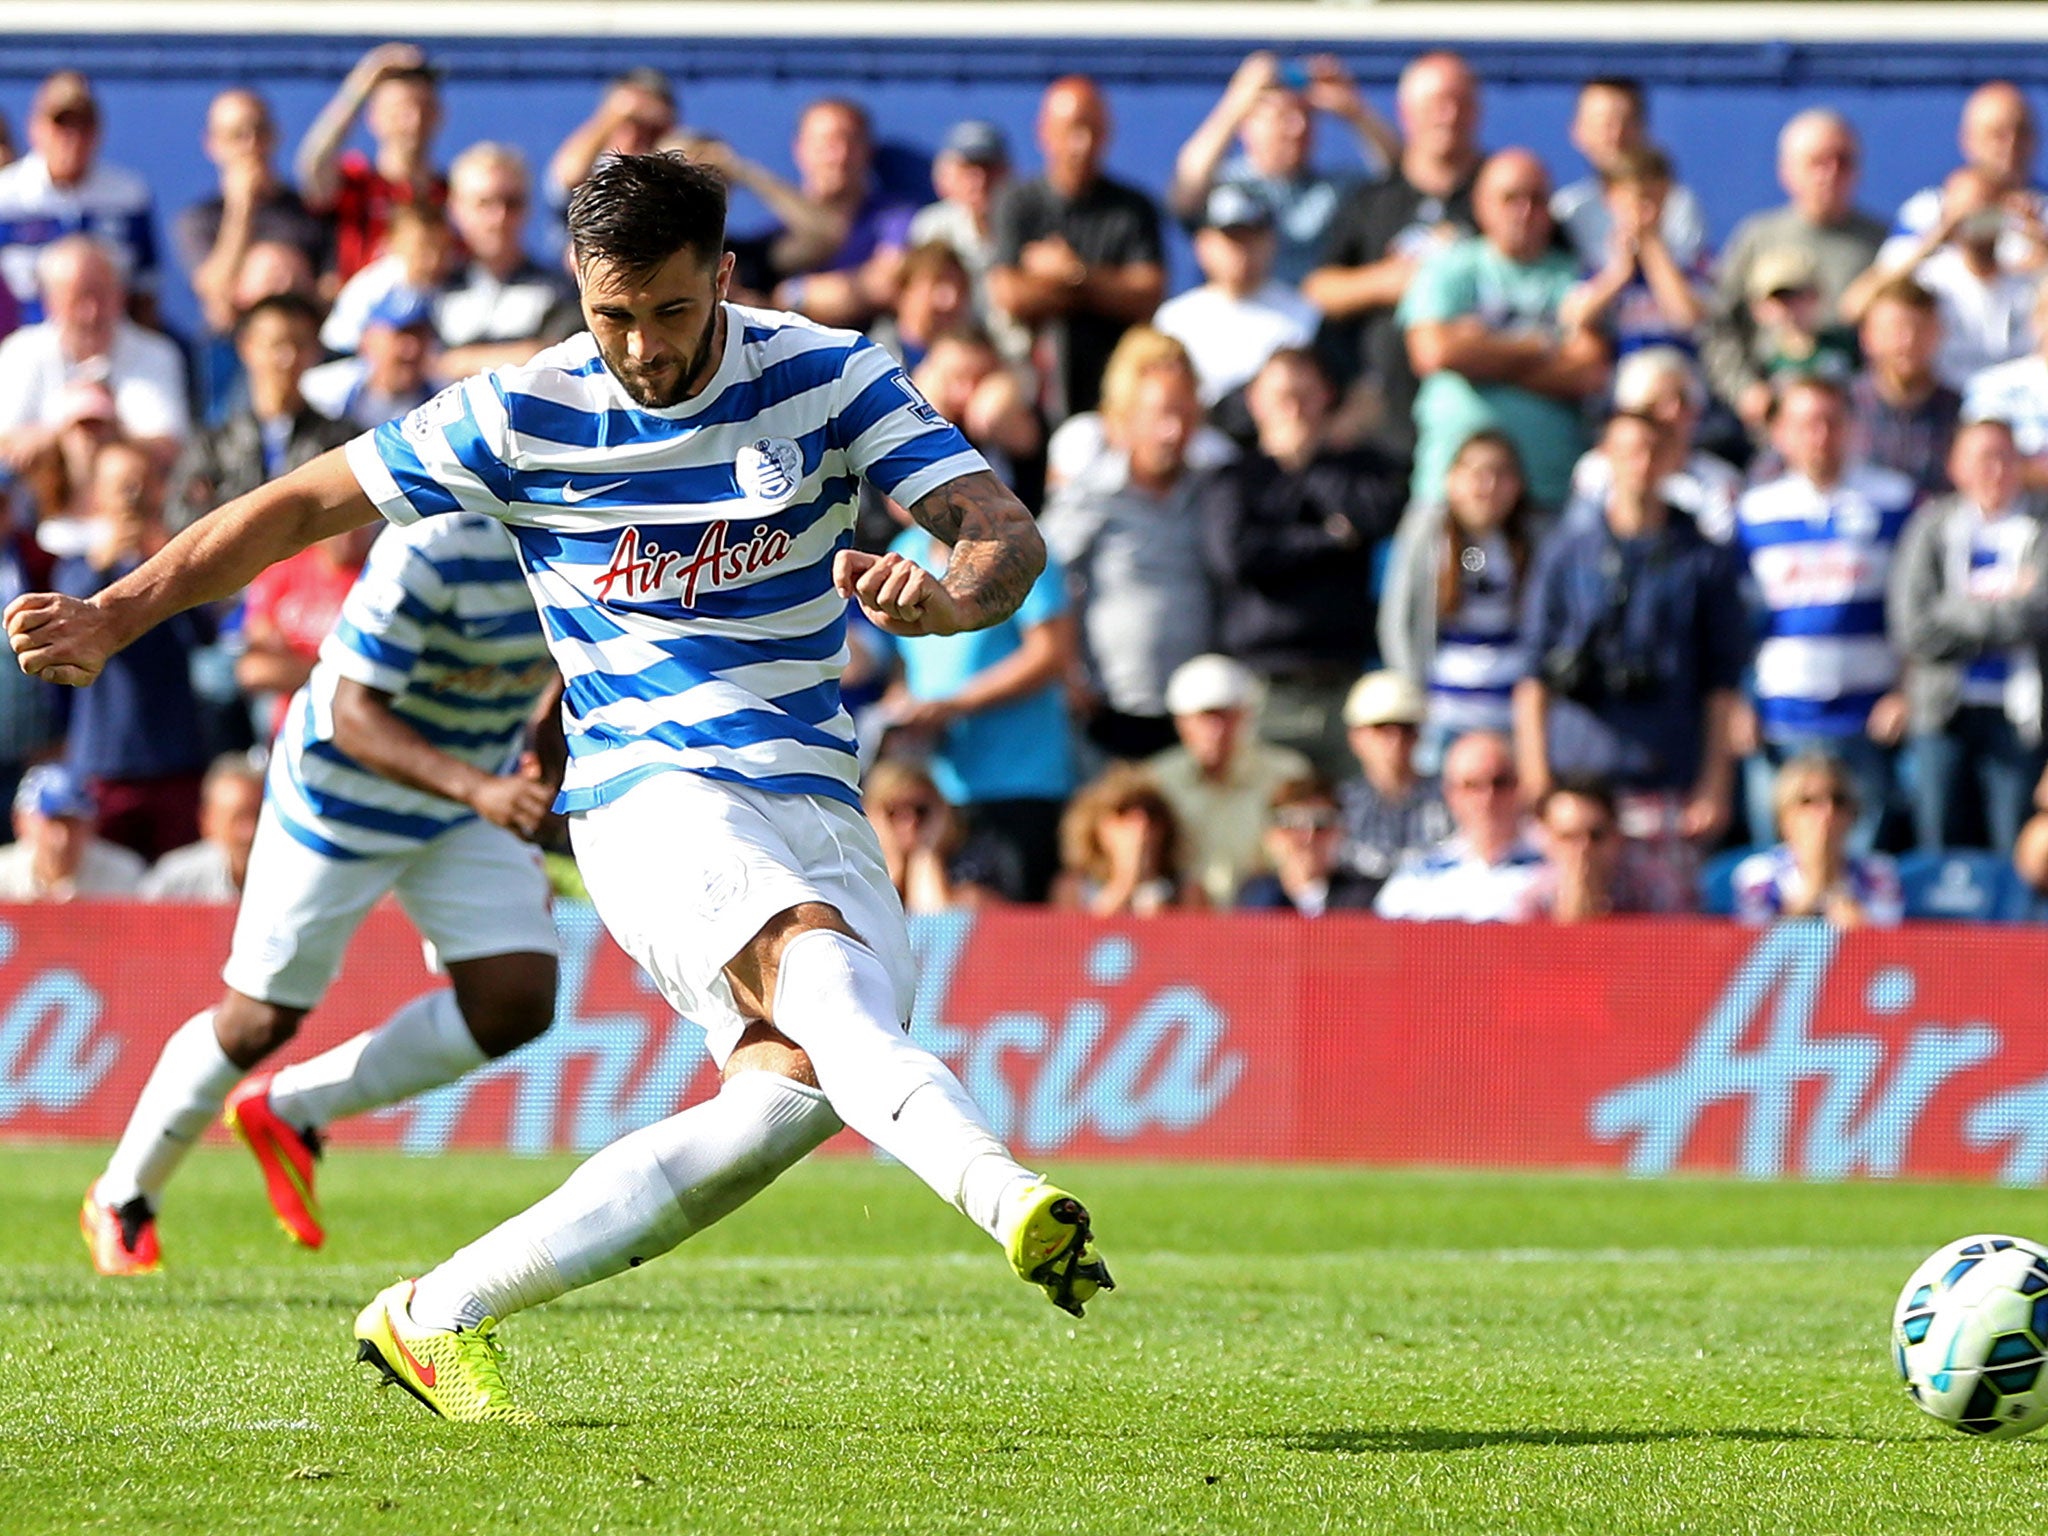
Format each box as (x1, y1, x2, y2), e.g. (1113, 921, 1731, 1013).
(7, 33, 2048, 339)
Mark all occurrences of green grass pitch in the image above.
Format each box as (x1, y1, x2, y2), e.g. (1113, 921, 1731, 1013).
(4, 1146, 2048, 1534)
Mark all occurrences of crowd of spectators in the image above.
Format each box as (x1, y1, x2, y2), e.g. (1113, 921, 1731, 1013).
(7, 49, 2048, 929)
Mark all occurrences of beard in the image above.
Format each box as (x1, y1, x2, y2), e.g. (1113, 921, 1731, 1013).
(603, 307, 725, 408)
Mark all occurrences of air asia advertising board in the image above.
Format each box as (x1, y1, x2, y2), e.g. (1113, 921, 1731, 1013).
(3, 904, 2045, 1182)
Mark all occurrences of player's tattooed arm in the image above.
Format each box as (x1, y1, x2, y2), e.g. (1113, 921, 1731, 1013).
(905, 470, 1046, 630)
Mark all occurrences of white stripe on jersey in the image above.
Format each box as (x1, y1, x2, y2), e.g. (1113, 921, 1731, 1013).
(342, 303, 991, 813)
(272, 514, 555, 860)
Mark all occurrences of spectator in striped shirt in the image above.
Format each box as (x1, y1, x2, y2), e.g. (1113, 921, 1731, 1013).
(1732, 375, 1917, 853)
(1733, 751, 1903, 927)
(1378, 428, 1539, 770)
(1887, 417, 2048, 853)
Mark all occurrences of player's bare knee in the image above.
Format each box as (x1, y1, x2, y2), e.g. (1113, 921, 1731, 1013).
(213, 992, 304, 1067)
(449, 953, 558, 1058)
(722, 1021, 818, 1088)
(726, 903, 853, 1018)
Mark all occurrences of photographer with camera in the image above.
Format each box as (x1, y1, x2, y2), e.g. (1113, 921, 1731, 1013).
(1513, 410, 1747, 911)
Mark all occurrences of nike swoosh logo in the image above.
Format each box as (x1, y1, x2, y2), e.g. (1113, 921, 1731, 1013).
(559, 478, 629, 504)
(390, 1317, 438, 1388)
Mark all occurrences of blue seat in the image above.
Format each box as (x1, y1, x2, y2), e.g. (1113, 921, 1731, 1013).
(1896, 851, 2023, 922)
(1698, 847, 1757, 917)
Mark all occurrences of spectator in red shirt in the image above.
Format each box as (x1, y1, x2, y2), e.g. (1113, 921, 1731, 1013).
(234, 524, 378, 736)
(295, 43, 446, 282)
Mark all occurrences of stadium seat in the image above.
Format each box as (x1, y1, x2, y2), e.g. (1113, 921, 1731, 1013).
(1697, 848, 1757, 917)
(1896, 851, 2026, 922)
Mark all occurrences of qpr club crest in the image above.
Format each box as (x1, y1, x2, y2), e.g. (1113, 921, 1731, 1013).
(735, 436, 803, 507)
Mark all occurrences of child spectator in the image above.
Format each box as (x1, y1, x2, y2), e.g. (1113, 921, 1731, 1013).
(1551, 77, 1709, 272)
(1557, 145, 1709, 360)
(1743, 248, 1860, 390)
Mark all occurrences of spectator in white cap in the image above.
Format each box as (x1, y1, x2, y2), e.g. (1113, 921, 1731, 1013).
(0, 763, 145, 901)
(1334, 669, 1452, 890)
(1375, 729, 1545, 921)
(1145, 652, 1311, 906)
(1152, 184, 1319, 409)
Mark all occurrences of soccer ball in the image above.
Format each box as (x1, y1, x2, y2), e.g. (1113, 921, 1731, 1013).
(1893, 1234, 2048, 1439)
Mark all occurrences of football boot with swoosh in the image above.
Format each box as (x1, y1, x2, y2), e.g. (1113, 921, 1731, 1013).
(353, 1280, 536, 1425)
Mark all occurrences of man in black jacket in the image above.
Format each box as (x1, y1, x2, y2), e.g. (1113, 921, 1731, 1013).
(1198, 346, 1405, 777)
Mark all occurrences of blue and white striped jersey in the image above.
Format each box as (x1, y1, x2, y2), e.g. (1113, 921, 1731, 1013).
(342, 305, 988, 814)
(1733, 464, 1916, 739)
(270, 514, 555, 860)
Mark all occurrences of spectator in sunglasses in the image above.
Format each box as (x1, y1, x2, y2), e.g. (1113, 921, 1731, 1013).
(1732, 751, 1903, 926)
(1237, 775, 1379, 914)
(1375, 729, 1545, 921)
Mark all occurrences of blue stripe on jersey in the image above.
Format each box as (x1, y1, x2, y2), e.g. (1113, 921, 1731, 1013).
(351, 306, 991, 815)
(1737, 508, 1914, 550)
(543, 599, 847, 672)
(271, 801, 370, 861)
(278, 513, 555, 860)
(765, 678, 845, 727)
(1766, 598, 1887, 639)
(1757, 691, 1885, 735)
(556, 759, 863, 814)
(330, 618, 418, 673)
(503, 345, 854, 449)
(371, 423, 467, 517)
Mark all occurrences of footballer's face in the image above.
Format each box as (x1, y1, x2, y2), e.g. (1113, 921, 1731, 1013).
(580, 244, 735, 408)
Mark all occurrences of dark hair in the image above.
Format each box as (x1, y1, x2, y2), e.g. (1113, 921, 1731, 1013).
(1580, 76, 1646, 114)
(234, 290, 323, 337)
(567, 151, 728, 275)
(1438, 429, 1538, 623)
(1270, 774, 1338, 813)
(1540, 773, 1617, 823)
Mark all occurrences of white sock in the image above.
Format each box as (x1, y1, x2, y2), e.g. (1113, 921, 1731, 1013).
(770, 929, 1036, 1245)
(408, 1071, 841, 1332)
(266, 991, 487, 1133)
(98, 1010, 244, 1211)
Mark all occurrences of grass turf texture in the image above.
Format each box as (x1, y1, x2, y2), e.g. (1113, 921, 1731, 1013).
(3, 1149, 2047, 1534)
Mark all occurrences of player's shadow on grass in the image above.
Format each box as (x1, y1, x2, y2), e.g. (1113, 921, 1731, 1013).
(1272, 1427, 1841, 1454)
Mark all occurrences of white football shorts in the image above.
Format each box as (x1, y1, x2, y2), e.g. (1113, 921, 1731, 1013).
(222, 803, 559, 1010)
(568, 769, 916, 1067)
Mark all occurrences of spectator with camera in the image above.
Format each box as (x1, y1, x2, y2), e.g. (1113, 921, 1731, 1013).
(1733, 375, 1916, 853)
(1514, 410, 1747, 911)
(1887, 416, 2048, 854)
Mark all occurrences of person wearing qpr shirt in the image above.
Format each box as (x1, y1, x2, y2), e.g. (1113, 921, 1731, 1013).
(73, 513, 563, 1279)
(1732, 375, 1917, 855)
(7, 153, 1111, 1415)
